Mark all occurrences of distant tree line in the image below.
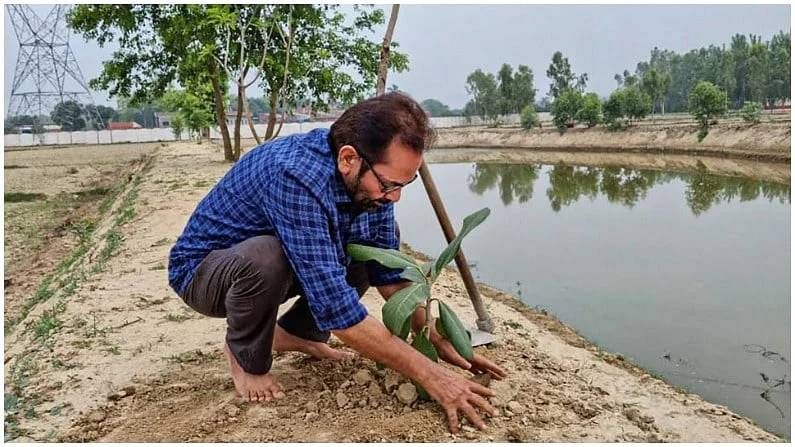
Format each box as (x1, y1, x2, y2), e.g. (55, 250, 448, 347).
(620, 31, 790, 113)
(455, 30, 789, 136)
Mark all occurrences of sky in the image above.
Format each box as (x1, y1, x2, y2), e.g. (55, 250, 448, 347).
(4, 4, 791, 112)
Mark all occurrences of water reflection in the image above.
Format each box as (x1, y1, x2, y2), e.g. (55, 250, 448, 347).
(467, 163, 791, 215)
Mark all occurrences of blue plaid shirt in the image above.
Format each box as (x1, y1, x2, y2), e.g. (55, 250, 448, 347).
(168, 128, 403, 331)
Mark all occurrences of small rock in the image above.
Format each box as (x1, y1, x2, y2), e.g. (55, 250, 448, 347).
(87, 410, 106, 423)
(336, 392, 349, 408)
(506, 401, 524, 414)
(396, 383, 418, 405)
(369, 398, 380, 409)
(305, 401, 318, 413)
(462, 424, 477, 433)
(340, 380, 352, 389)
(353, 369, 373, 386)
(225, 405, 240, 417)
(367, 382, 383, 397)
(357, 398, 367, 408)
(384, 370, 402, 393)
(304, 412, 316, 422)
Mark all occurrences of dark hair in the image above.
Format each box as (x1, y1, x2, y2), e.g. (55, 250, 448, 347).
(328, 92, 435, 165)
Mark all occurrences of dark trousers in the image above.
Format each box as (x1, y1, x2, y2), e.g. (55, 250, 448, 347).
(179, 235, 370, 374)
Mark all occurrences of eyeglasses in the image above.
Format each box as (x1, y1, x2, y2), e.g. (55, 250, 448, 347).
(358, 152, 419, 194)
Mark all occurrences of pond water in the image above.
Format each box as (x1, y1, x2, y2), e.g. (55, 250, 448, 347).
(395, 160, 791, 438)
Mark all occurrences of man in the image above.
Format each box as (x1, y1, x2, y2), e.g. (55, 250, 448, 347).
(168, 92, 506, 433)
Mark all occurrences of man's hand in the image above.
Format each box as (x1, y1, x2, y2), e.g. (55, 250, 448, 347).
(430, 329, 507, 379)
(420, 365, 498, 433)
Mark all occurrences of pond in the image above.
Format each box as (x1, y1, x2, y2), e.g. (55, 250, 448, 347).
(395, 156, 791, 438)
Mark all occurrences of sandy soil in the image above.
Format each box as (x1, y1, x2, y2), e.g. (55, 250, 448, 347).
(434, 120, 791, 162)
(3, 140, 783, 442)
(3, 143, 162, 321)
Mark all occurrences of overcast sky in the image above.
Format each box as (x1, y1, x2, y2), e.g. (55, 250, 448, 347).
(4, 4, 791, 112)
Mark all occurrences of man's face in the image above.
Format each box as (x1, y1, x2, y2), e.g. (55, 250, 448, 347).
(337, 139, 423, 212)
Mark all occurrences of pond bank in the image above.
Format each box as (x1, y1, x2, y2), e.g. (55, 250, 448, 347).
(433, 120, 791, 163)
(424, 147, 790, 184)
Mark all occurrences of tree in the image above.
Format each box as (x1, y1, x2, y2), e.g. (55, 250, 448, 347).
(69, 5, 236, 158)
(602, 86, 651, 128)
(551, 89, 583, 133)
(512, 65, 536, 113)
(622, 86, 652, 124)
(51, 101, 86, 131)
(84, 104, 119, 129)
(741, 101, 762, 124)
(520, 105, 540, 129)
(576, 92, 602, 128)
(746, 34, 769, 103)
(602, 89, 626, 128)
(547, 51, 576, 99)
(496, 63, 515, 115)
(160, 88, 215, 139)
(730, 34, 750, 106)
(688, 81, 728, 141)
(465, 69, 500, 124)
(256, 6, 409, 142)
(171, 115, 185, 140)
(641, 68, 671, 116)
(421, 99, 453, 117)
(767, 31, 791, 104)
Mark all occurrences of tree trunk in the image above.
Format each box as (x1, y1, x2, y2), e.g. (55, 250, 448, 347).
(208, 60, 234, 161)
(265, 89, 278, 140)
(234, 81, 244, 161)
(241, 87, 261, 145)
(376, 5, 400, 95)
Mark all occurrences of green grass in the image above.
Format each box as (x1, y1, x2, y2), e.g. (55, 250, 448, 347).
(5, 192, 46, 203)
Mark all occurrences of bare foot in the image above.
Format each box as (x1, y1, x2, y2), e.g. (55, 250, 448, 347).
(224, 343, 285, 403)
(273, 325, 354, 361)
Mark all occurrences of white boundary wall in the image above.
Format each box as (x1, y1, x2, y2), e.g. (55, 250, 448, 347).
(207, 113, 529, 140)
(4, 127, 190, 147)
(4, 112, 545, 148)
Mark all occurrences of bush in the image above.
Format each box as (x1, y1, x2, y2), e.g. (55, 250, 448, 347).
(688, 81, 728, 141)
(602, 89, 626, 129)
(622, 86, 652, 124)
(741, 101, 762, 124)
(520, 105, 540, 129)
(601, 86, 651, 129)
(576, 93, 602, 128)
(551, 89, 583, 133)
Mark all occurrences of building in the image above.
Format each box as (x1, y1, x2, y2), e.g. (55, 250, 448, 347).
(108, 121, 143, 130)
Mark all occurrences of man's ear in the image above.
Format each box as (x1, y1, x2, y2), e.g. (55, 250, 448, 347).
(337, 145, 359, 175)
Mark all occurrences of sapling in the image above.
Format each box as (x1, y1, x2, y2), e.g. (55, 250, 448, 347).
(347, 207, 490, 397)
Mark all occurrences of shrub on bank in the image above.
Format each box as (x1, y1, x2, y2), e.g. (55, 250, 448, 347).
(688, 81, 728, 141)
(741, 101, 762, 124)
(520, 105, 541, 129)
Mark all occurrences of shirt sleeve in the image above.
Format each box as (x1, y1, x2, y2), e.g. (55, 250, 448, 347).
(261, 171, 367, 332)
(366, 208, 406, 287)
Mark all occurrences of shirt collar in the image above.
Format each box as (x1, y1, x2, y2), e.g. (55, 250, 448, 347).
(332, 169, 353, 205)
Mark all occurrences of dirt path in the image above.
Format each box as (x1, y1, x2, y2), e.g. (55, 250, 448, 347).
(4, 141, 782, 442)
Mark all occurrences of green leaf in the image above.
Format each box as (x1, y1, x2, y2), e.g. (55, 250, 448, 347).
(432, 208, 490, 280)
(347, 244, 418, 269)
(382, 283, 428, 340)
(411, 328, 437, 400)
(399, 267, 426, 284)
(437, 301, 473, 360)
